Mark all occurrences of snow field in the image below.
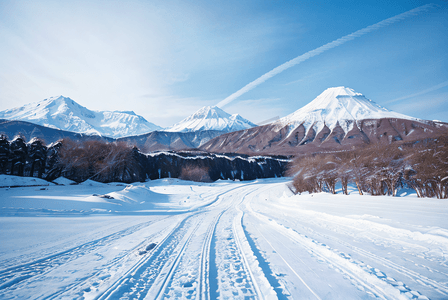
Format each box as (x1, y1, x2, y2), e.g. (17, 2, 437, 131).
(1, 176, 447, 299)
(246, 183, 448, 299)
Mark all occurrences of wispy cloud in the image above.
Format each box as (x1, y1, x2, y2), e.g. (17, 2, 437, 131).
(388, 91, 448, 121)
(385, 80, 448, 104)
(216, 4, 436, 108)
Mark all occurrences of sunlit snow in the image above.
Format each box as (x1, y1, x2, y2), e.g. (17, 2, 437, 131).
(0, 176, 446, 299)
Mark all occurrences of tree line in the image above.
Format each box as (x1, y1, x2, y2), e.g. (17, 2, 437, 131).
(0, 135, 141, 183)
(0, 135, 288, 184)
(287, 135, 448, 199)
(0, 134, 53, 178)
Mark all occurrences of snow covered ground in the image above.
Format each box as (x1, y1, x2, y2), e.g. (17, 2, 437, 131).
(1, 176, 447, 299)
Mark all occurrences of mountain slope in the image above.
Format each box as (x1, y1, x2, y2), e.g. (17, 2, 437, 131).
(0, 119, 113, 145)
(118, 130, 226, 152)
(200, 87, 447, 156)
(166, 106, 256, 133)
(0, 96, 161, 138)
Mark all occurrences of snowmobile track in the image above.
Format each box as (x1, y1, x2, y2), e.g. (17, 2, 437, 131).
(198, 210, 225, 300)
(97, 212, 202, 300)
(0, 218, 165, 292)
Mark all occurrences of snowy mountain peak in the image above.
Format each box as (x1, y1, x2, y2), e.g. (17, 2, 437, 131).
(305, 86, 388, 113)
(166, 105, 256, 133)
(280, 86, 418, 134)
(0, 96, 162, 138)
(190, 106, 231, 120)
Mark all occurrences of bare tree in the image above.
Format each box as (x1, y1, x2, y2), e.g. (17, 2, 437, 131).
(179, 164, 211, 182)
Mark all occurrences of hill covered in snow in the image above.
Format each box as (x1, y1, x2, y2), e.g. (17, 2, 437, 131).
(165, 106, 256, 133)
(0, 96, 161, 138)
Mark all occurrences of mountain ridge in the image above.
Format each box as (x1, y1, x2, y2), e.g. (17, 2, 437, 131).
(165, 105, 256, 133)
(200, 87, 447, 155)
(0, 96, 162, 138)
(1, 87, 445, 156)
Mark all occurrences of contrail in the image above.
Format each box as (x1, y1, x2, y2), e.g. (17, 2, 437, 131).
(216, 4, 435, 108)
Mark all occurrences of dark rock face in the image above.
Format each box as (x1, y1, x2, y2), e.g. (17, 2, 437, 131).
(200, 118, 448, 156)
(135, 151, 289, 182)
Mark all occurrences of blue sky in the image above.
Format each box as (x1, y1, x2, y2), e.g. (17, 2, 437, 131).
(0, 0, 447, 127)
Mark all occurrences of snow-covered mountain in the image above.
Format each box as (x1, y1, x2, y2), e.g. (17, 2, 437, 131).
(165, 106, 256, 133)
(278, 86, 418, 134)
(201, 86, 446, 156)
(0, 96, 161, 138)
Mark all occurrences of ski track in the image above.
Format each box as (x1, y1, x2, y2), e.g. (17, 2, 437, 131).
(1, 179, 447, 299)
(243, 183, 442, 299)
(94, 182, 265, 300)
(0, 217, 167, 293)
(95, 213, 201, 300)
(160, 182, 268, 300)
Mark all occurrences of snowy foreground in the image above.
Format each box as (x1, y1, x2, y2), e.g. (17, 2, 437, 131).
(1, 177, 448, 299)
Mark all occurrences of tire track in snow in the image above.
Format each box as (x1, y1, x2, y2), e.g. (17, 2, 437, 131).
(345, 244, 448, 297)
(42, 217, 178, 300)
(159, 182, 267, 299)
(198, 210, 225, 300)
(153, 210, 226, 299)
(97, 182, 259, 299)
(251, 208, 432, 299)
(251, 224, 322, 300)
(214, 207, 259, 298)
(96, 212, 201, 300)
(149, 218, 203, 300)
(240, 219, 293, 300)
(0, 217, 166, 292)
(210, 182, 278, 299)
(249, 189, 446, 298)
(237, 182, 316, 299)
(254, 213, 395, 299)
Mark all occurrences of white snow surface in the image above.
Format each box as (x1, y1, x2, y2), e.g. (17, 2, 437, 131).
(0, 96, 162, 138)
(279, 86, 420, 134)
(166, 105, 257, 132)
(1, 176, 447, 299)
(52, 177, 77, 186)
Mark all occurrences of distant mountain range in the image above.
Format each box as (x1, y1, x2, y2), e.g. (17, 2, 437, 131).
(0, 96, 161, 138)
(0, 96, 256, 139)
(1, 87, 446, 155)
(200, 87, 448, 155)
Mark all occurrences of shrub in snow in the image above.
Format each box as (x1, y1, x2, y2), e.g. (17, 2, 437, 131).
(288, 134, 448, 198)
(179, 165, 212, 182)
